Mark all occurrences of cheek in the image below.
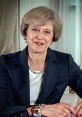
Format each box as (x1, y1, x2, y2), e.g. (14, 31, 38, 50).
(48, 37, 53, 44)
(26, 33, 32, 42)
(26, 32, 36, 40)
(46, 40, 52, 48)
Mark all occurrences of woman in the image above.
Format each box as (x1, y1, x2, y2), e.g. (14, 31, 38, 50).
(0, 6, 82, 117)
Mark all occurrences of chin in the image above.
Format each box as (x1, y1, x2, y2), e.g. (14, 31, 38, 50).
(33, 50, 45, 54)
(32, 46, 46, 53)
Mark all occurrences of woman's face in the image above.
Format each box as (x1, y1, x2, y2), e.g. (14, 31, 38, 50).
(26, 21, 53, 53)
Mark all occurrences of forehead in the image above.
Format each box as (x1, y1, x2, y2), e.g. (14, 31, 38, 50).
(29, 21, 53, 30)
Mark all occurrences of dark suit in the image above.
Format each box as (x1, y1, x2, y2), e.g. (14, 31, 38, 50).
(0, 47, 82, 117)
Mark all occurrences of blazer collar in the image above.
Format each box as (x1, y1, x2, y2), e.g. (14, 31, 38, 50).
(35, 48, 59, 104)
(14, 47, 28, 66)
(12, 47, 58, 66)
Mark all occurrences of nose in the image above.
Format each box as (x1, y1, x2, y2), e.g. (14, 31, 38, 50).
(36, 31, 44, 40)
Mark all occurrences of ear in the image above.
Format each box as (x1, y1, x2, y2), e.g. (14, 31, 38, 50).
(24, 35, 27, 39)
(23, 36, 27, 43)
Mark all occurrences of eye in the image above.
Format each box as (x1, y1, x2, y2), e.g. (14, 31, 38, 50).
(32, 28, 39, 33)
(45, 30, 51, 34)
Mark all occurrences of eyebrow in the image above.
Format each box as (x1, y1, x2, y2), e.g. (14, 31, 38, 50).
(45, 29, 53, 32)
(30, 25, 53, 32)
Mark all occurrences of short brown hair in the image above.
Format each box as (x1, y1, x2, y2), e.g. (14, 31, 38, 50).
(21, 6, 62, 42)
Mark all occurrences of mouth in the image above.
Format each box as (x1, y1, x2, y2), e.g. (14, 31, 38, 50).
(34, 42, 44, 46)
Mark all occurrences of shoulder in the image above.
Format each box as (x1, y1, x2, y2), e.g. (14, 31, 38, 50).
(48, 48, 73, 62)
(0, 50, 22, 65)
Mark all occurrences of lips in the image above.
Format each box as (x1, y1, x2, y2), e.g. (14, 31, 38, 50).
(34, 42, 44, 46)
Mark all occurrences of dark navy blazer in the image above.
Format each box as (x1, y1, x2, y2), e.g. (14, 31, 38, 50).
(0, 47, 82, 117)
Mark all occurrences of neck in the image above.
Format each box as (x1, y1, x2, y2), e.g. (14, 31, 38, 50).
(28, 49, 47, 71)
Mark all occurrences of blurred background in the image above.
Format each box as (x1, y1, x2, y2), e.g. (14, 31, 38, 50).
(0, 0, 82, 106)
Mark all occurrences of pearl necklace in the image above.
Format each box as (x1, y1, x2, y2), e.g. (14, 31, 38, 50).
(29, 65, 44, 74)
(29, 66, 44, 79)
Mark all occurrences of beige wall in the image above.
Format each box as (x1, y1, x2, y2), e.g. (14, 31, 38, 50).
(0, 0, 19, 55)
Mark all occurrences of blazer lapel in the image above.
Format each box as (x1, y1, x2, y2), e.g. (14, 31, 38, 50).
(36, 49, 59, 104)
(7, 48, 30, 106)
(12, 66, 30, 105)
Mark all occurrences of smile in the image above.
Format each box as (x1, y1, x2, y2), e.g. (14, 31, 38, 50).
(34, 42, 44, 46)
